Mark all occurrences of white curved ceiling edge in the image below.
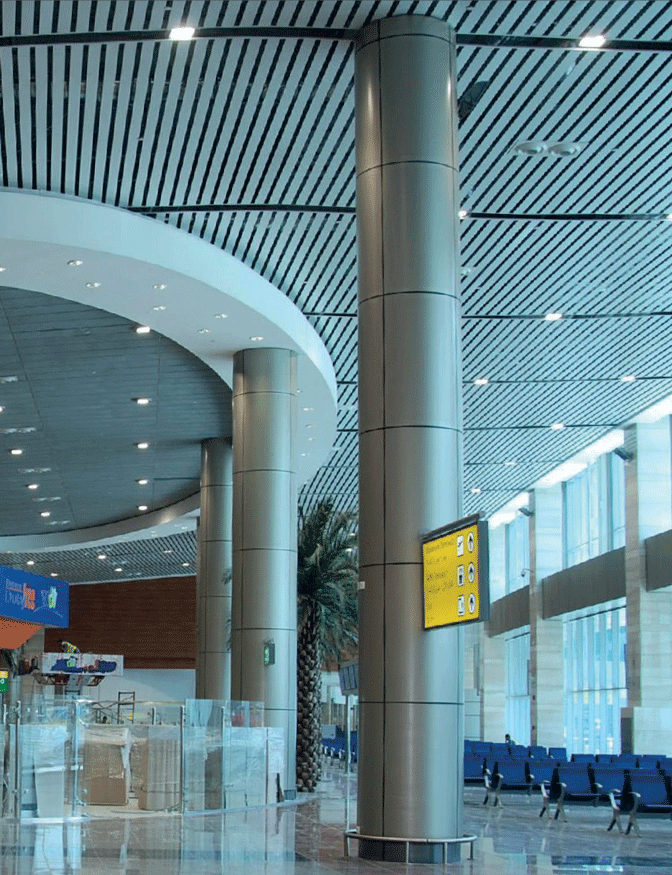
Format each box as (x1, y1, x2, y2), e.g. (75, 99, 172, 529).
(0, 190, 338, 551)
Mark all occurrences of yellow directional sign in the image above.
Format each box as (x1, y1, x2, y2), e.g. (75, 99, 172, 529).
(422, 516, 489, 629)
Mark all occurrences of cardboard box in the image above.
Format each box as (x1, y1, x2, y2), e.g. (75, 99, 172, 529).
(82, 727, 131, 805)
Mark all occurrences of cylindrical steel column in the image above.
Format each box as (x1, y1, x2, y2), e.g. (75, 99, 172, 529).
(355, 16, 464, 862)
(196, 437, 232, 701)
(231, 347, 297, 796)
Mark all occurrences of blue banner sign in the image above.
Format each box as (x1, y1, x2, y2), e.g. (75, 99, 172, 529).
(0, 566, 69, 627)
(40, 653, 123, 676)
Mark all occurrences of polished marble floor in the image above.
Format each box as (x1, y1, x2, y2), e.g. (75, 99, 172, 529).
(3, 766, 672, 874)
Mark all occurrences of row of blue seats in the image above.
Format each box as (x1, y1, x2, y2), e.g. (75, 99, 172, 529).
(322, 732, 358, 762)
(465, 740, 568, 760)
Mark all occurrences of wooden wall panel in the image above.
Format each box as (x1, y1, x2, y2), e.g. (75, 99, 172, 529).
(44, 577, 196, 669)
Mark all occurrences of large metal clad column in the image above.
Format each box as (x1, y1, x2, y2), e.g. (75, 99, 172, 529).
(196, 437, 232, 700)
(231, 348, 297, 796)
(355, 16, 464, 862)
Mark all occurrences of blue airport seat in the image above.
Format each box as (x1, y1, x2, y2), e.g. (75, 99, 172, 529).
(613, 753, 638, 767)
(557, 764, 600, 804)
(637, 754, 663, 768)
(464, 753, 485, 783)
(549, 747, 567, 761)
(628, 771, 672, 813)
(528, 760, 557, 789)
(571, 753, 595, 764)
(589, 764, 627, 802)
(658, 757, 672, 774)
(539, 767, 567, 822)
(528, 745, 548, 759)
(594, 753, 613, 763)
(497, 758, 533, 793)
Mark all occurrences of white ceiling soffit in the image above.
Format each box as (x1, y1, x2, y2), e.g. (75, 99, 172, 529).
(0, 190, 336, 550)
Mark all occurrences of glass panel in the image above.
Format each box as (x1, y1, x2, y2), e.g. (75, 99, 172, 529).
(505, 630, 530, 745)
(20, 699, 77, 819)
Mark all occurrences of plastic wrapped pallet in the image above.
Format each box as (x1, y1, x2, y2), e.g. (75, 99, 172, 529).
(82, 726, 131, 805)
(136, 725, 181, 811)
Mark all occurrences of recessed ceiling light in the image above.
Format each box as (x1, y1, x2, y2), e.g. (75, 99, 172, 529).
(306, 424, 315, 429)
(152, 305, 166, 311)
(300, 452, 308, 457)
(50, 572, 58, 578)
(666, 213, 672, 221)
(115, 567, 123, 573)
(138, 505, 148, 511)
(308, 437, 315, 442)
(214, 313, 228, 319)
(136, 326, 151, 334)
(153, 283, 167, 290)
(551, 422, 565, 431)
(135, 398, 150, 405)
(458, 209, 469, 219)
(620, 374, 636, 383)
(504, 460, 517, 466)
(136, 442, 149, 450)
(97, 554, 107, 560)
(26, 560, 34, 566)
(578, 33, 606, 49)
(0, 266, 6, 272)
(170, 25, 195, 40)
(163, 549, 173, 554)
(85, 282, 100, 289)
(40, 511, 50, 518)
(250, 335, 264, 342)
(0, 376, 17, 383)
(181, 561, 190, 567)
(137, 478, 149, 485)
(67, 259, 83, 266)
(471, 487, 482, 494)
(27, 483, 38, 489)
(0, 406, 4, 413)
(10, 448, 22, 455)
(303, 407, 313, 412)
(197, 328, 210, 334)
(474, 378, 489, 386)
(545, 312, 563, 321)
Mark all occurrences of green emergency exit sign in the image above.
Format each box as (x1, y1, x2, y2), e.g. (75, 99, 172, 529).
(0, 670, 9, 694)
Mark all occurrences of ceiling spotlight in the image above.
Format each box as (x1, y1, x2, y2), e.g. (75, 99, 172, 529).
(50, 572, 58, 578)
(504, 460, 516, 467)
(471, 487, 482, 494)
(97, 554, 107, 560)
(300, 452, 308, 457)
(137, 478, 149, 485)
(303, 407, 313, 412)
(10, 448, 22, 455)
(0, 406, 4, 413)
(474, 378, 489, 386)
(169, 25, 195, 40)
(620, 374, 636, 383)
(578, 33, 606, 49)
(27, 483, 38, 489)
(518, 506, 534, 518)
(250, 335, 264, 342)
(458, 209, 469, 219)
(40, 511, 50, 518)
(115, 567, 123, 573)
(550, 422, 565, 431)
(135, 398, 150, 405)
(214, 313, 228, 319)
(152, 305, 166, 311)
(85, 282, 100, 289)
(181, 562, 190, 567)
(666, 214, 672, 221)
(163, 549, 173, 554)
(138, 505, 148, 511)
(0, 266, 6, 272)
(136, 442, 149, 450)
(153, 283, 167, 290)
(67, 259, 83, 266)
(197, 328, 210, 334)
(545, 312, 563, 321)
(136, 326, 151, 334)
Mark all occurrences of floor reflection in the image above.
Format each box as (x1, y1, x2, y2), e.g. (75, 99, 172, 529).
(2, 767, 672, 874)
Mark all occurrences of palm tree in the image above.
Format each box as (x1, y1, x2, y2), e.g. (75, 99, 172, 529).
(296, 500, 358, 792)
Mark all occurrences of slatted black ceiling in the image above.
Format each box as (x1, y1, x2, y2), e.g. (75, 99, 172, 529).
(0, 0, 670, 582)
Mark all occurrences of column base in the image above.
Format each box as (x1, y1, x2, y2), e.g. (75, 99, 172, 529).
(358, 839, 460, 863)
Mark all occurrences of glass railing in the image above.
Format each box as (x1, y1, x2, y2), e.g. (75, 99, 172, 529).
(8, 696, 280, 820)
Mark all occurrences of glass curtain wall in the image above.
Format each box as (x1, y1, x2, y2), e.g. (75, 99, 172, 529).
(505, 513, 530, 594)
(564, 455, 625, 567)
(505, 628, 530, 746)
(563, 602, 627, 755)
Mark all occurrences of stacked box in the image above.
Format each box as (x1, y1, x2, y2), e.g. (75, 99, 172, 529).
(82, 726, 131, 805)
(136, 725, 181, 811)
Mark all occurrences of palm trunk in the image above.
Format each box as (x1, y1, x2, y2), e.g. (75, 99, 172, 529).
(296, 601, 322, 792)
